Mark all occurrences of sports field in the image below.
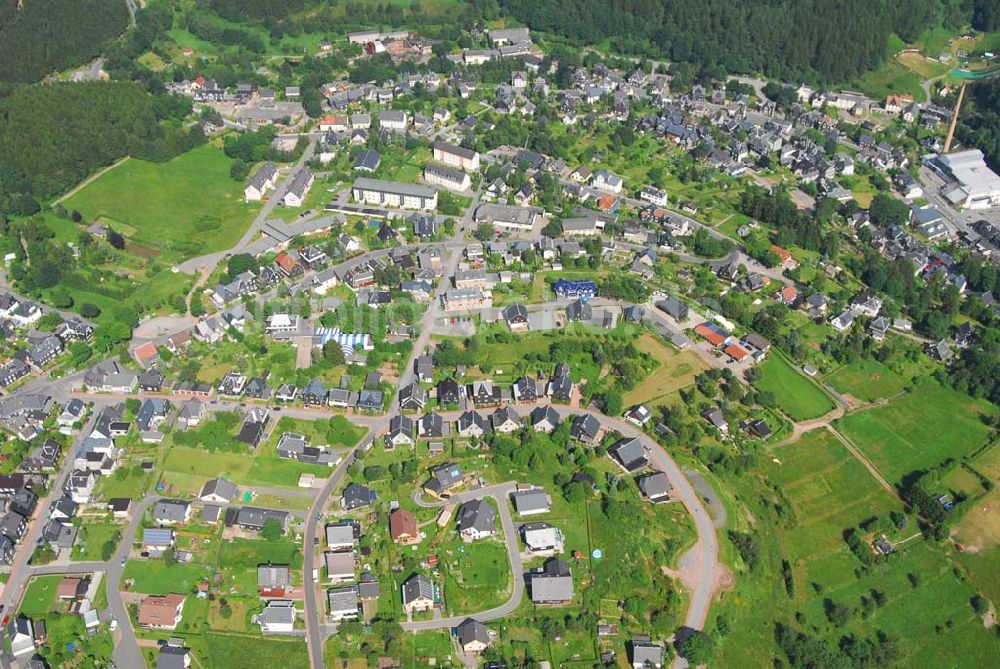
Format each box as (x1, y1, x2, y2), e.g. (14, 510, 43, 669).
(63, 144, 257, 261)
(835, 379, 994, 486)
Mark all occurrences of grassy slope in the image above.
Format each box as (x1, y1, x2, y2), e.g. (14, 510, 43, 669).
(756, 354, 836, 421)
(63, 143, 258, 262)
(835, 378, 994, 486)
(715, 429, 999, 666)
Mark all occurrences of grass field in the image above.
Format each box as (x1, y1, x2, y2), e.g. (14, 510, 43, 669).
(441, 535, 512, 615)
(853, 61, 927, 102)
(896, 50, 950, 79)
(756, 354, 836, 421)
(162, 442, 335, 490)
(716, 429, 1000, 666)
(623, 334, 706, 406)
(218, 538, 302, 570)
(824, 358, 908, 402)
(122, 560, 211, 595)
(204, 632, 308, 669)
(63, 144, 258, 262)
(20, 575, 60, 616)
(835, 378, 995, 486)
(72, 524, 122, 562)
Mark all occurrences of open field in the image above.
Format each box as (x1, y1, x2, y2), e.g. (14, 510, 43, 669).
(122, 560, 211, 595)
(20, 575, 61, 616)
(623, 334, 706, 406)
(824, 358, 907, 403)
(715, 429, 1000, 666)
(756, 354, 836, 421)
(896, 50, 950, 79)
(63, 144, 258, 262)
(72, 524, 122, 562)
(204, 632, 308, 669)
(853, 61, 927, 102)
(835, 379, 995, 487)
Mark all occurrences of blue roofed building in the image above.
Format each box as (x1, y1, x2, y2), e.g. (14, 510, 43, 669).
(552, 279, 596, 299)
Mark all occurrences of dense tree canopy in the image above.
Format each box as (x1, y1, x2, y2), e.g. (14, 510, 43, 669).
(500, 0, 941, 83)
(957, 77, 1000, 172)
(0, 0, 130, 83)
(0, 81, 204, 202)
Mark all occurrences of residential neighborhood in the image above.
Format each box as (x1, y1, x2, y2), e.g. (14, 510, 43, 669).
(1, 3, 1000, 669)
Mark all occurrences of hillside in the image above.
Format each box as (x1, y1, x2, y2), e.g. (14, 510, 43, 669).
(0, 0, 130, 83)
(498, 0, 946, 83)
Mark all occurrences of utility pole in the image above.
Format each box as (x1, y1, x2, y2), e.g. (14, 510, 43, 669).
(943, 82, 967, 154)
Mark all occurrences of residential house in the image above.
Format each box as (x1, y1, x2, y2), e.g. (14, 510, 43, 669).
(456, 499, 496, 541)
(401, 574, 435, 613)
(389, 508, 418, 544)
(138, 594, 186, 630)
(636, 472, 671, 502)
(529, 558, 574, 604)
(456, 618, 490, 654)
(511, 488, 550, 515)
(457, 410, 488, 438)
(610, 438, 648, 473)
(153, 499, 192, 525)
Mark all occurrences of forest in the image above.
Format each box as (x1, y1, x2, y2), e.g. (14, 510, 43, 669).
(498, 0, 963, 83)
(0, 0, 130, 83)
(0, 82, 204, 208)
(957, 77, 1000, 171)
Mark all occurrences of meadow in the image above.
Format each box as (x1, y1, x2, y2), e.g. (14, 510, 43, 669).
(623, 334, 706, 407)
(835, 378, 995, 486)
(714, 429, 1000, 666)
(63, 144, 258, 262)
(824, 358, 908, 402)
(755, 354, 836, 421)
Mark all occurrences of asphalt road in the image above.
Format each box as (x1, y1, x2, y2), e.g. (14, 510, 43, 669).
(403, 482, 522, 631)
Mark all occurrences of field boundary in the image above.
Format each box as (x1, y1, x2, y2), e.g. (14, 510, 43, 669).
(825, 425, 896, 496)
(54, 155, 130, 205)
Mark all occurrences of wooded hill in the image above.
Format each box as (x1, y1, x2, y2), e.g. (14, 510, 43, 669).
(0, 82, 203, 210)
(0, 0, 130, 83)
(497, 0, 966, 83)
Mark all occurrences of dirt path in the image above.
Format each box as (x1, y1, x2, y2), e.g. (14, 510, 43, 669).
(774, 401, 846, 447)
(184, 264, 214, 316)
(54, 156, 130, 205)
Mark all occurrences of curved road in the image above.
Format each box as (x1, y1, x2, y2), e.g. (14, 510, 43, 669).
(403, 482, 523, 631)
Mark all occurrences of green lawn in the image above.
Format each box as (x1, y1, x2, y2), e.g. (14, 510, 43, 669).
(20, 575, 61, 616)
(835, 378, 995, 486)
(218, 538, 303, 570)
(204, 632, 308, 669)
(441, 535, 512, 615)
(71, 524, 122, 562)
(94, 463, 155, 499)
(756, 354, 836, 421)
(824, 358, 908, 402)
(122, 560, 211, 595)
(63, 144, 258, 262)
